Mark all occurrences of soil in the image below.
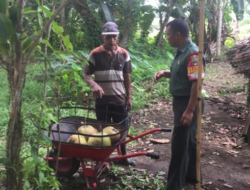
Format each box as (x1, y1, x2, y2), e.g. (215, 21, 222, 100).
(60, 61, 250, 190)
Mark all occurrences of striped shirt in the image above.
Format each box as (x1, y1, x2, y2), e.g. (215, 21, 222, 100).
(84, 45, 132, 105)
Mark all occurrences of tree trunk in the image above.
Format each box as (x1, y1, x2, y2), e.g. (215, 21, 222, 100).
(60, 0, 66, 35)
(5, 1, 25, 189)
(204, 26, 212, 62)
(216, 0, 223, 56)
(154, 0, 176, 47)
(6, 64, 26, 190)
(119, 0, 135, 48)
(5, 1, 70, 189)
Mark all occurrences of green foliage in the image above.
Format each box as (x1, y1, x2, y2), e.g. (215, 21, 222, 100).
(239, 18, 250, 26)
(224, 37, 235, 49)
(109, 168, 166, 190)
(22, 156, 60, 190)
(0, 70, 9, 137)
(219, 90, 227, 96)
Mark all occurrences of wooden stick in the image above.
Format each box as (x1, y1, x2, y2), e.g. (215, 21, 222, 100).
(196, 0, 205, 190)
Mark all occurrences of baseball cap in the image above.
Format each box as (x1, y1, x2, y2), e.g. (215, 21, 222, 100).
(102, 22, 119, 35)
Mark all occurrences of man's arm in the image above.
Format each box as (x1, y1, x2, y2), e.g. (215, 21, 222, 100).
(180, 52, 205, 126)
(83, 73, 104, 99)
(123, 73, 132, 108)
(154, 70, 171, 81)
(180, 81, 198, 126)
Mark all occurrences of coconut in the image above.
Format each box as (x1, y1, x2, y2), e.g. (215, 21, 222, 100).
(87, 132, 111, 147)
(77, 125, 98, 140)
(102, 126, 121, 144)
(67, 134, 87, 145)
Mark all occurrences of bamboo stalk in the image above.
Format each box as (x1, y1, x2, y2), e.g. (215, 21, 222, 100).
(196, 0, 205, 190)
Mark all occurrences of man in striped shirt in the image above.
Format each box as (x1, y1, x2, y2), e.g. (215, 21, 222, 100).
(83, 22, 135, 166)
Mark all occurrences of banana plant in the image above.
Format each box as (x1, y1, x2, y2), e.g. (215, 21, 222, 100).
(231, 0, 245, 21)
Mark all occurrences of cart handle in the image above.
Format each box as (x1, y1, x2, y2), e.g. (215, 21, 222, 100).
(104, 152, 160, 162)
(120, 128, 172, 145)
(161, 128, 172, 132)
(146, 153, 160, 159)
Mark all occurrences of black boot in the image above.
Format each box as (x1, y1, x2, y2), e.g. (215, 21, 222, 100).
(120, 144, 136, 166)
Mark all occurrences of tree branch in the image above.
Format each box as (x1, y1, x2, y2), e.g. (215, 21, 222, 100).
(25, 0, 71, 63)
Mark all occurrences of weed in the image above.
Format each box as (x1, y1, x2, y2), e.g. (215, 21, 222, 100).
(219, 90, 227, 97)
(109, 168, 166, 190)
(109, 165, 123, 177)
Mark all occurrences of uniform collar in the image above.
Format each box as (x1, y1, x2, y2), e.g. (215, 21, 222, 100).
(178, 40, 192, 53)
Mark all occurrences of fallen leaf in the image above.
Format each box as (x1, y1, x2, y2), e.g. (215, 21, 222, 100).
(147, 149, 154, 153)
(204, 181, 213, 185)
(223, 183, 233, 189)
(132, 168, 146, 172)
(209, 160, 216, 164)
(100, 179, 106, 183)
(138, 138, 144, 146)
(157, 171, 166, 176)
(149, 138, 170, 144)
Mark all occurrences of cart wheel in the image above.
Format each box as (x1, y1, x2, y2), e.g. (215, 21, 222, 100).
(48, 150, 80, 177)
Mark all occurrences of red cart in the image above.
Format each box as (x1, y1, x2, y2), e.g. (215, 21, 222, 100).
(44, 107, 171, 189)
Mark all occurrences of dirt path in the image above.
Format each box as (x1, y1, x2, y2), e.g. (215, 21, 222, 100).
(127, 61, 250, 190)
(61, 61, 250, 190)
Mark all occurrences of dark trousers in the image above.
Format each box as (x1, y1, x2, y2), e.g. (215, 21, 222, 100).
(166, 98, 204, 190)
(95, 103, 128, 125)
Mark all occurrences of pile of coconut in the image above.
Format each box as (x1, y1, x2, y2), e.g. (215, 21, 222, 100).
(67, 124, 121, 147)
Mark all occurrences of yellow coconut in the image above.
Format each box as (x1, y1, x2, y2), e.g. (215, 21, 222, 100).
(77, 125, 98, 140)
(67, 134, 87, 145)
(87, 132, 111, 147)
(102, 126, 121, 144)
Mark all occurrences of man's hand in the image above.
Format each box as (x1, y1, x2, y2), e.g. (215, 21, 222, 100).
(126, 96, 132, 109)
(92, 84, 104, 99)
(154, 70, 170, 81)
(180, 109, 194, 126)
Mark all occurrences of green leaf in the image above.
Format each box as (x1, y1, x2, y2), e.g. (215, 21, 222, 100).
(0, 157, 10, 164)
(167, 52, 174, 60)
(0, 17, 7, 42)
(140, 12, 155, 32)
(0, 0, 7, 15)
(35, 0, 41, 6)
(31, 146, 39, 164)
(43, 39, 54, 52)
(175, 4, 187, 18)
(52, 21, 64, 35)
(47, 113, 58, 123)
(22, 37, 34, 52)
(23, 7, 36, 14)
(24, 180, 31, 190)
(101, 3, 115, 22)
(9, 5, 18, 27)
(0, 13, 15, 43)
(39, 6, 53, 18)
(61, 35, 73, 51)
(71, 63, 82, 71)
(42, 133, 52, 144)
(0, 44, 8, 56)
(37, 12, 43, 29)
(39, 171, 45, 185)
